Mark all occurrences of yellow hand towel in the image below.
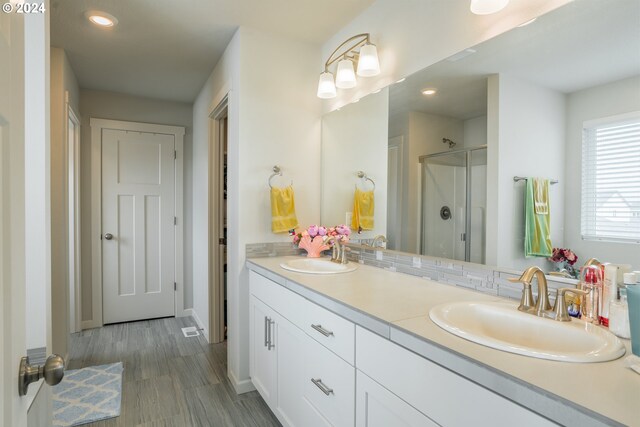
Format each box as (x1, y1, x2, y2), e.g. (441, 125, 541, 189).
(271, 186, 298, 233)
(351, 187, 374, 232)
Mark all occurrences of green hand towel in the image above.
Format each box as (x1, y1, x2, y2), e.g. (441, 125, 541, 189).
(525, 178, 552, 257)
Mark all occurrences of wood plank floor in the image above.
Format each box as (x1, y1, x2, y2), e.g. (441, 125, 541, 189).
(67, 317, 281, 427)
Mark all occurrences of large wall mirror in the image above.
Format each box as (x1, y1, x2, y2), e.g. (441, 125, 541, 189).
(320, 0, 640, 271)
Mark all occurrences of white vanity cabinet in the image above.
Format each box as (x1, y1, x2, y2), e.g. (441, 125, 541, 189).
(356, 327, 556, 427)
(249, 271, 356, 427)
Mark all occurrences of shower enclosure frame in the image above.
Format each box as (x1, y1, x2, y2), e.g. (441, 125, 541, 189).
(419, 144, 487, 262)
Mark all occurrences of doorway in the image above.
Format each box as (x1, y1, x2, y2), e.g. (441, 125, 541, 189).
(209, 97, 228, 343)
(90, 119, 185, 326)
(66, 97, 81, 334)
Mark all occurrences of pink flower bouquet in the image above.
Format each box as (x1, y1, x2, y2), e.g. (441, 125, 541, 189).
(292, 225, 351, 258)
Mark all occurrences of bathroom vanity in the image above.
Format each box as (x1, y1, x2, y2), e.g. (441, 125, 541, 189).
(246, 256, 637, 427)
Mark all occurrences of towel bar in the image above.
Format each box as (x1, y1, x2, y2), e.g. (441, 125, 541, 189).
(513, 176, 558, 185)
(269, 165, 293, 188)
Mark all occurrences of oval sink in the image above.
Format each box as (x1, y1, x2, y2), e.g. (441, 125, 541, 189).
(430, 301, 626, 363)
(280, 258, 357, 275)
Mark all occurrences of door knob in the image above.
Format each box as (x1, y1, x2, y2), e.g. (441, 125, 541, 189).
(19, 354, 65, 396)
(104, 233, 113, 240)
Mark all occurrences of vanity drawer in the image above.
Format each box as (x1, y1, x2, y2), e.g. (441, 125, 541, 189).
(302, 336, 355, 427)
(302, 299, 355, 365)
(250, 271, 306, 327)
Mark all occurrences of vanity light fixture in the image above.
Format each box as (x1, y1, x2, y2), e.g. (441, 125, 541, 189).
(317, 33, 380, 99)
(422, 88, 437, 96)
(85, 10, 118, 27)
(470, 0, 509, 15)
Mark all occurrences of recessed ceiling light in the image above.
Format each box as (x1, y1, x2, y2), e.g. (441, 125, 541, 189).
(518, 18, 537, 27)
(395, 78, 406, 84)
(422, 88, 437, 96)
(85, 11, 118, 27)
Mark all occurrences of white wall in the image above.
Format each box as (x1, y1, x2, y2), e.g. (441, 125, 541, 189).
(321, 89, 388, 236)
(79, 89, 194, 324)
(463, 115, 487, 148)
(487, 74, 566, 271)
(192, 27, 322, 392)
(564, 75, 640, 269)
(320, 0, 572, 112)
(25, 7, 51, 351)
(48, 48, 79, 356)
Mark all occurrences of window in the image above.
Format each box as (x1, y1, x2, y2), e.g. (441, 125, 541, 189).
(581, 112, 640, 243)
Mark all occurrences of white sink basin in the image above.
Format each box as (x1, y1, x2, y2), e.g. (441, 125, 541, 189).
(280, 258, 357, 275)
(429, 301, 625, 363)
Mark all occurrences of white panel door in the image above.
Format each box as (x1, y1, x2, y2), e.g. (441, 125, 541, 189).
(102, 128, 175, 323)
(1, 8, 31, 426)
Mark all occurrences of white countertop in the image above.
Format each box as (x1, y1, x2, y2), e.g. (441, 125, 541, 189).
(247, 256, 640, 427)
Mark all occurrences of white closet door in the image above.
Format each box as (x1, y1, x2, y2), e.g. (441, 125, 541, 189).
(101, 128, 175, 324)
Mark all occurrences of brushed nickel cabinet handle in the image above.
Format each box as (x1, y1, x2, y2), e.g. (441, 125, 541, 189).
(267, 319, 275, 350)
(311, 324, 334, 337)
(264, 316, 268, 347)
(311, 378, 334, 396)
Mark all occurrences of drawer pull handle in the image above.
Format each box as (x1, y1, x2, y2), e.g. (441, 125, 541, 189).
(264, 316, 269, 347)
(311, 324, 334, 337)
(311, 378, 334, 396)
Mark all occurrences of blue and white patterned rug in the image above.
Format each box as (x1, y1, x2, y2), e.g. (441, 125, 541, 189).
(52, 362, 123, 426)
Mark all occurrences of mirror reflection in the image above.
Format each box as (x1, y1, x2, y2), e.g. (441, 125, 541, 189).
(321, 0, 640, 270)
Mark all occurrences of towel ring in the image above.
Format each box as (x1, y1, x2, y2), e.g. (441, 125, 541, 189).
(357, 171, 376, 190)
(269, 165, 293, 188)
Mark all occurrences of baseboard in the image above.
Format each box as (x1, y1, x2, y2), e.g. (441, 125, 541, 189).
(181, 308, 210, 342)
(228, 368, 256, 394)
(81, 319, 101, 330)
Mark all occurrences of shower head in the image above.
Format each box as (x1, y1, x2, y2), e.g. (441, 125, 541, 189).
(442, 138, 456, 148)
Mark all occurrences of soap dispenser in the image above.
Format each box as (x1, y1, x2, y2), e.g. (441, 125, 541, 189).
(580, 265, 602, 324)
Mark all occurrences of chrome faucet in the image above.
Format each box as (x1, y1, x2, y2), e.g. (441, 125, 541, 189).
(372, 235, 387, 248)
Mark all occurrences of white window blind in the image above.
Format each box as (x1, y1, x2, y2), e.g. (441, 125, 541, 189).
(581, 112, 640, 244)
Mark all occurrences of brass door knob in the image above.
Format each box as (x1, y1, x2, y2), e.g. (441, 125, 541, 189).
(19, 354, 65, 396)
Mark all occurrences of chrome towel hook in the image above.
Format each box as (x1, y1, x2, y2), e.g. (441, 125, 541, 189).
(357, 171, 376, 190)
(269, 165, 292, 188)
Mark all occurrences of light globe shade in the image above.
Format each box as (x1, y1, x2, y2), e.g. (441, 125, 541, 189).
(357, 44, 380, 77)
(335, 59, 357, 89)
(317, 72, 337, 99)
(470, 0, 509, 15)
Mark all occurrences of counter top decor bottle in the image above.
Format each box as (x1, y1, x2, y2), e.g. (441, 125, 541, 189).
(580, 265, 602, 325)
(609, 288, 630, 339)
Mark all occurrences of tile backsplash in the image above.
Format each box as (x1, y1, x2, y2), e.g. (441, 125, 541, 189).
(246, 242, 578, 301)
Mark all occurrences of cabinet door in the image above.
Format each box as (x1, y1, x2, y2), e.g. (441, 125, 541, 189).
(250, 296, 277, 406)
(274, 312, 308, 427)
(356, 371, 438, 427)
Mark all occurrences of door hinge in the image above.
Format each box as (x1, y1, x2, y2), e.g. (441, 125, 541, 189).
(174, 282, 177, 291)
(174, 150, 177, 159)
(174, 216, 177, 225)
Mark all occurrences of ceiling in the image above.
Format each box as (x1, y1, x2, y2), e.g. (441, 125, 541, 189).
(389, 0, 640, 120)
(51, 0, 374, 102)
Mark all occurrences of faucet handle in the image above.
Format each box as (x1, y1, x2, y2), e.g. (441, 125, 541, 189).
(554, 287, 591, 322)
(508, 277, 535, 311)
